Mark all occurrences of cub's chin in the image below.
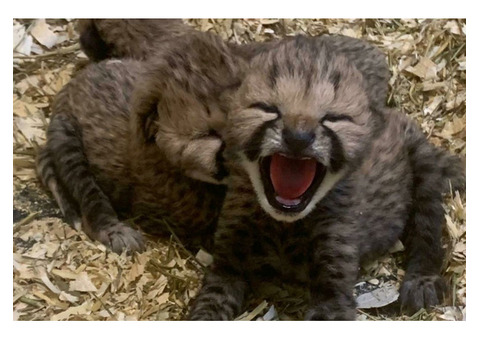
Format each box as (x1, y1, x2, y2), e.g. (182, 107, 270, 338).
(241, 153, 346, 223)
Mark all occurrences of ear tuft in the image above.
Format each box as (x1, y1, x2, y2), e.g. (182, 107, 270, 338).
(78, 19, 111, 62)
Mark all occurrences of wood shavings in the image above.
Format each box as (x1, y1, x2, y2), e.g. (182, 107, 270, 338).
(14, 35, 33, 56)
(435, 115, 466, 140)
(69, 272, 98, 292)
(31, 19, 60, 49)
(443, 21, 462, 35)
(423, 96, 443, 116)
(356, 283, 399, 309)
(235, 300, 269, 321)
(406, 57, 438, 80)
(195, 249, 213, 267)
(445, 214, 463, 239)
(13, 20, 27, 50)
(51, 301, 94, 321)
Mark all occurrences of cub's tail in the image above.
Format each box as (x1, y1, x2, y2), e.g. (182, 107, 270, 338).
(406, 120, 465, 194)
(399, 116, 465, 312)
(36, 145, 81, 229)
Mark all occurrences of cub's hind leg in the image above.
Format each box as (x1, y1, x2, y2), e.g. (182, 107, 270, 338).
(40, 113, 144, 253)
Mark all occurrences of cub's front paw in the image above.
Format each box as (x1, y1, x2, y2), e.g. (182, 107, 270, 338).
(305, 300, 356, 320)
(399, 274, 446, 313)
(96, 222, 145, 254)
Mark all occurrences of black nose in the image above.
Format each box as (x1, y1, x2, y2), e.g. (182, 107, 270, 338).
(283, 128, 315, 152)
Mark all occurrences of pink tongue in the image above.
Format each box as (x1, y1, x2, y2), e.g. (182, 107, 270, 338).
(270, 153, 317, 200)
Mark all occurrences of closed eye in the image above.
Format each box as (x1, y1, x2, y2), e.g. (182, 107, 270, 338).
(320, 112, 354, 125)
(249, 102, 281, 114)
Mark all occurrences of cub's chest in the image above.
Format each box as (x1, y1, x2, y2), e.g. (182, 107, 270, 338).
(236, 225, 311, 285)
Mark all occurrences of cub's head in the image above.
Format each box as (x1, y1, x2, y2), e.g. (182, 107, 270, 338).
(132, 32, 245, 184)
(226, 36, 383, 222)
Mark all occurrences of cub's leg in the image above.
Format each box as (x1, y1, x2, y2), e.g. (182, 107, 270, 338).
(305, 223, 359, 320)
(400, 171, 447, 312)
(188, 265, 248, 320)
(188, 217, 250, 320)
(39, 114, 144, 253)
(399, 142, 448, 312)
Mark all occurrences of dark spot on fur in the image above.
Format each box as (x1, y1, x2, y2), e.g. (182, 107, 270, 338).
(213, 141, 229, 181)
(166, 55, 178, 69)
(269, 60, 279, 88)
(321, 126, 346, 172)
(233, 248, 247, 262)
(234, 229, 250, 239)
(329, 70, 341, 95)
(252, 241, 267, 256)
(253, 264, 278, 280)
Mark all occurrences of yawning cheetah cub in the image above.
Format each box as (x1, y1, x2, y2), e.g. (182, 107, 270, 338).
(188, 35, 465, 320)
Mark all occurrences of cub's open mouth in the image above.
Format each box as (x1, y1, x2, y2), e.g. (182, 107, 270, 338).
(260, 153, 327, 213)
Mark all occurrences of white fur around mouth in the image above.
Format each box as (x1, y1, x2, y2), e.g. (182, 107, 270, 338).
(240, 153, 346, 223)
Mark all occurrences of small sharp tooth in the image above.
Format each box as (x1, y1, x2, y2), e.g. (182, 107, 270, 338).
(275, 196, 301, 206)
(276, 153, 313, 161)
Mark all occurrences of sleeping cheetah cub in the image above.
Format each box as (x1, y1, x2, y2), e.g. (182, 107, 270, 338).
(188, 35, 465, 320)
(36, 31, 244, 253)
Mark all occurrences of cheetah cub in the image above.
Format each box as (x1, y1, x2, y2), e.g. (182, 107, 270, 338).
(36, 31, 244, 253)
(188, 36, 465, 320)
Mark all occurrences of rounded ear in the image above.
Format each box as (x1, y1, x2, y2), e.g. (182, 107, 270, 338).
(132, 86, 160, 143)
(77, 19, 110, 62)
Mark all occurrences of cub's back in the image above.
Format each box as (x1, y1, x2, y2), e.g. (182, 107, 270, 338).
(51, 59, 144, 182)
